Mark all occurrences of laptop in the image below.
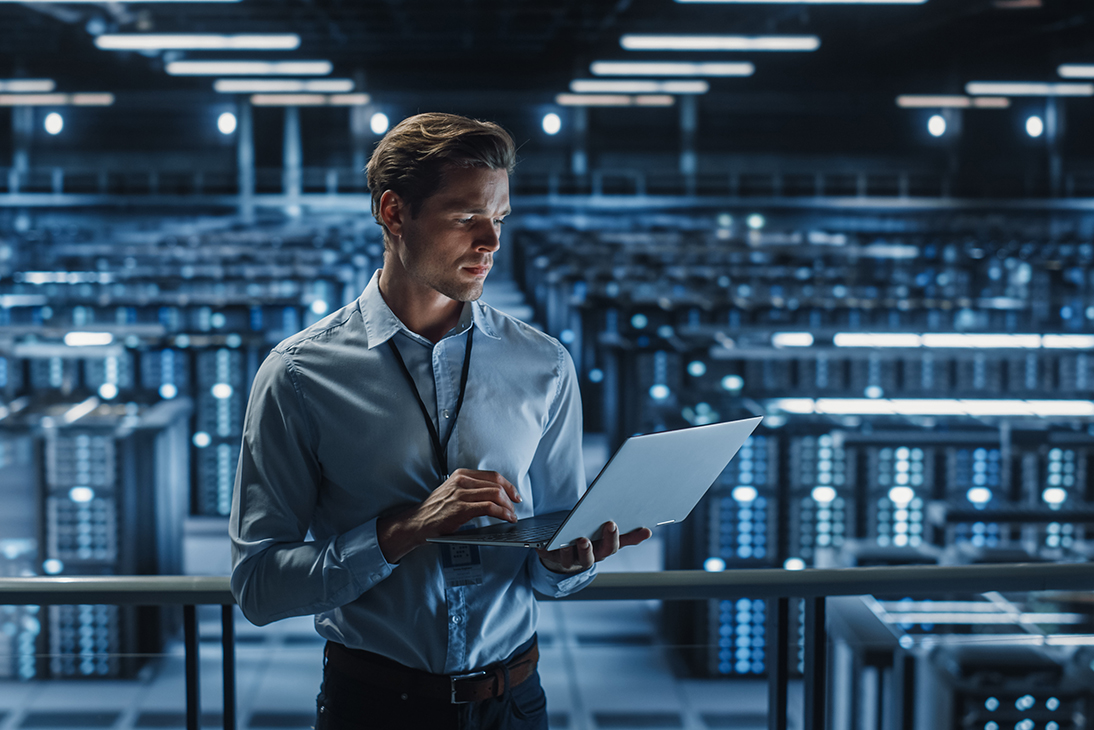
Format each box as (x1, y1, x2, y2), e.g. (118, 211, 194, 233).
(427, 415, 763, 551)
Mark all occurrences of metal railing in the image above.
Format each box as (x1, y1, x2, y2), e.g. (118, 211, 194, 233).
(3, 563, 1094, 730)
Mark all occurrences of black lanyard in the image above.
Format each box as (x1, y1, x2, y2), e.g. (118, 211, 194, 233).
(388, 327, 474, 483)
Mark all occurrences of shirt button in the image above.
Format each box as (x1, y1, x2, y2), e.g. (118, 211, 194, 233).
(451, 615, 461, 624)
(443, 409, 451, 419)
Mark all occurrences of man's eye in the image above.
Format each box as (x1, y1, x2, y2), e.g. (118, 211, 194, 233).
(493, 219, 505, 226)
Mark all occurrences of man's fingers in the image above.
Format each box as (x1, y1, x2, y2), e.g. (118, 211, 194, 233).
(618, 527, 653, 548)
(593, 522, 620, 561)
(451, 470, 521, 504)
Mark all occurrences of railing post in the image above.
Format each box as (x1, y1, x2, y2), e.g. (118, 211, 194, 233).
(802, 596, 827, 730)
(222, 605, 236, 730)
(767, 596, 789, 730)
(184, 605, 201, 730)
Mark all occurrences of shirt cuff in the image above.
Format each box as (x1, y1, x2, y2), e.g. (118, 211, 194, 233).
(530, 557, 598, 598)
(337, 517, 396, 592)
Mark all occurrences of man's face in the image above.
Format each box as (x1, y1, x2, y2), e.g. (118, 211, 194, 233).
(389, 165, 510, 303)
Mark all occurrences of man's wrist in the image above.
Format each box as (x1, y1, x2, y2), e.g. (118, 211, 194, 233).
(376, 511, 423, 564)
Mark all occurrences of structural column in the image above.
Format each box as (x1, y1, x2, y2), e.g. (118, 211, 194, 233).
(236, 99, 254, 220)
(351, 70, 370, 173)
(10, 106, 32, 193)
(571, 106, 588, 177)
(679, 94, 698, 178)
(1046, 98, 1064, 198)
(283, 105, 302, 213)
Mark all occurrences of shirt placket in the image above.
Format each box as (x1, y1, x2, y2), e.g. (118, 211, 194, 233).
(435, 335, 468, 672)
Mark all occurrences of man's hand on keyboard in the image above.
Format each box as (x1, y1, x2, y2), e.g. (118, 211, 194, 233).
(536, 521, 652, 575)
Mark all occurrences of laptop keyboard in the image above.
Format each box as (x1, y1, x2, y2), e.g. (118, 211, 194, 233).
(471, 524, 559, 542)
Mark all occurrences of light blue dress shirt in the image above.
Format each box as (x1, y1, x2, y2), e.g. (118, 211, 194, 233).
(230, 270, 595, 674)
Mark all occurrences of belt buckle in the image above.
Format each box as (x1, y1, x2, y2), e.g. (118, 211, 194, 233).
(449, 669, 488, 704)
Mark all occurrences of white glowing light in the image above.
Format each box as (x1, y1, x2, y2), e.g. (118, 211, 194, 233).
(784, 558, 806, 571)
(310, 300, 329, 315)
(688, 361, 707, 377)
(621, 34, 820, 51)
(966, 487, 992, 505)
(1059, 65, 1094, 78)
(217, 112, 237, 135)
(555, 94, 675, 107)
(732, 485, 758, 503)
(771, 332, 813, 348)
(896, 95, 1010, 109)
(746, 213, 766, 230)
(69, 487, 95, 503)
(1043, 334, 1094, 348)
(1026, 115, 1045, 138)
(967, 82, 1094, 96)
(704, 557, 726, 572)
(42, 559, 63, 575)
(888, 487, 915, 505)
(649, 384, 671, 400)
(542, 112, 561, 135)
(591, 61, 754, 77)
(1042, 487, 1068, 506)
(0, 94, 113, 106)
(64, 332, 114, 347)
(922, 333, 1041, 348)
(193, 432, 212, 448)
(166, 61, 332, 76)
(569, 79, 710, 94)
(215, 79, 354, 93)
(97, 383, 118, 400)
(159, 383, 178, 400)
(0, 79, 55, 92)
(834, 333, 922, 348)
(96, 34, 300, 50)
(250, 93, 370, 106)
(927, 114, 946, 137)
(211, 383, 234, 400)
(42, 112, 64, 135)
(811, 486, 837, 504)
(721, 375, 744, 391)
(370, 112, 389, 134)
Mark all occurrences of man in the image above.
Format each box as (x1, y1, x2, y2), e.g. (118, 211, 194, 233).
(229, 112, 650, 729)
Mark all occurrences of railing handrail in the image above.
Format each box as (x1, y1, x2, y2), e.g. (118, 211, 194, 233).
(2, 562, 1092, 605)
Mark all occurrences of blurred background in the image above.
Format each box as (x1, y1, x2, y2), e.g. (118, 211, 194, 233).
(2, 0, 1094, 729)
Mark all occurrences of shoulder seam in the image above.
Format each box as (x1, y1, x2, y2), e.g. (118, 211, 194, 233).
(273, 349, 320, 449)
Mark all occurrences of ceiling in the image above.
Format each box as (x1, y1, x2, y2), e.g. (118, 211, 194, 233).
(2, 0, 1093, 104)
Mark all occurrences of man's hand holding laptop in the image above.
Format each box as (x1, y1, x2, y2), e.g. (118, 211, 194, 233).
(536, 522, 652, 574)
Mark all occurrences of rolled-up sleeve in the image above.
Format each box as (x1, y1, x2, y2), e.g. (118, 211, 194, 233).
(229, 349, 394, 626)
(526, 343, 598, 597)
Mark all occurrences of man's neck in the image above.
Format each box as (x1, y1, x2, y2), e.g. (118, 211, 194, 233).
(378, 268, 463, 344)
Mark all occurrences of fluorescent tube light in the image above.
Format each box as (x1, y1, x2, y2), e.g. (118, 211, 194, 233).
(592, 61, 754, 76)
(0, 79, 55, 92)
(677, 0, 924, 3)
(166, 61, 332, 76)
(1058, 65, 1094, 79)
(95, 34, 300, 50)
(63, 397, 101, 425)
(250, 93, 371, 106)
(64, 332, 115, 347)
(215, 79, 354, 93)
(896, 95, 1011, 109)
(555, 93, 675, 107)
(0, 93, 113, 106)
(768, 397, 1094, 418)
(570, 79, 709, 94)
(833, 333, 922, 347)
(621, 35, 820, 51)
(771, 332, 814, 347)
(1042, 334, 1094, 349)
(966, 81, 1094, 96)
(920, 333, 1040, 348)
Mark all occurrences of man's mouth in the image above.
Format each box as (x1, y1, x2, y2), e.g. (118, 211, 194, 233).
(463, 264, 491, 277)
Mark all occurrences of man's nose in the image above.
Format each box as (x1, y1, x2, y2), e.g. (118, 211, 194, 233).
(476, 222, 501, 252)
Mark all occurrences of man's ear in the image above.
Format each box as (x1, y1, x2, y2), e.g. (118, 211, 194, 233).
(378, 190, 406, 239)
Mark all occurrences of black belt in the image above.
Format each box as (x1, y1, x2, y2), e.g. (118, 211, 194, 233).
(324, 638, 539, 704)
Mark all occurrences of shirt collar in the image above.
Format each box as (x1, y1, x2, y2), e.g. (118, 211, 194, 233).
(359, 269, 500, 349)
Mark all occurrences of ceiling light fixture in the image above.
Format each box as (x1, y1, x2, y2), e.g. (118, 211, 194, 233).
(250, 93, 371, 106)
(592, 61, 754, 76)
(570, 79, 709, 94)
(95, 34, 300, 50)
(0, 93, 113, 106)
(214, 79, 354, 93)
(620, 34, 820, 51)
(896, 95, 1010, 109)
(965, 81, 1094, 96)
(0, 79, 55, 92)
(1057, 64, 1094, 78)
(166, 61, 332, 76)
(555, 93, 675, 107)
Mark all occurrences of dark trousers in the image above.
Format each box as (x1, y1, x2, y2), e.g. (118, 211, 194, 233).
(315, 637, 549, 730)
